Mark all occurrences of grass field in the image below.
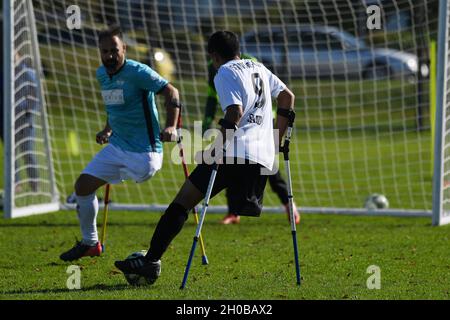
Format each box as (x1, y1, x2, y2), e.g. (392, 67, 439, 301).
(0, 43, 440, 301)
(1, 210, 450, 300)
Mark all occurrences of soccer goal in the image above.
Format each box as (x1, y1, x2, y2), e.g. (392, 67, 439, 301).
(2, 0, 450, 225)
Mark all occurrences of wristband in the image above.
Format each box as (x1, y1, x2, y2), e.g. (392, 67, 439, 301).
(168, 99, 182, 109)
(218, 118, 238, 131)
(277, 108, 295, 120)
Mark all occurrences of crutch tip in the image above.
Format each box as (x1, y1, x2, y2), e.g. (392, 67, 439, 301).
(201, 256, 209, 265)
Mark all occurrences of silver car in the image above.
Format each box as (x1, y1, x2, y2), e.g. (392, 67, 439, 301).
(240, 24, 420, 81)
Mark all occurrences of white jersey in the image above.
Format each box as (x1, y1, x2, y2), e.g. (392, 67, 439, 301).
(214, 59, 286, 170)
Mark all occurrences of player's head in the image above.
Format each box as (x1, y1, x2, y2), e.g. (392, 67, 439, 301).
(98, 25, 126, 74)
(207, 31, 240, 68)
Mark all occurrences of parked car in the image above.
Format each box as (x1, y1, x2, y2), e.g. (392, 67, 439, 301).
(37, 27, 175, 81)
(240, 24, 420, 81)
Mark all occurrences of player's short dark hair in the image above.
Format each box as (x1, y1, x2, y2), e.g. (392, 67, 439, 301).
(207, 31, 240, 60)
(98, 25, 123, 43)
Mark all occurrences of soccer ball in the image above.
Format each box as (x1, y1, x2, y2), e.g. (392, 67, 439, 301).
(364, 194, 389, 210)
(123, 250, 151, 286)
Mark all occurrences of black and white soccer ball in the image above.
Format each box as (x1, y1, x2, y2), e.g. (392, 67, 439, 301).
(364, 193, 389, 210)
(123, 250, 151, 286)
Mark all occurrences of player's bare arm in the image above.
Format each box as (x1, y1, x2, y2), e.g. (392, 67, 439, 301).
(221, 104, 243, 137)
(275, 88, 295, 145)
(218, 104, 242, 151)
(159, 83, 180, 142)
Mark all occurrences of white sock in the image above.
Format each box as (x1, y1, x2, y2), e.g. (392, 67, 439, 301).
(76, 193, 99, 246)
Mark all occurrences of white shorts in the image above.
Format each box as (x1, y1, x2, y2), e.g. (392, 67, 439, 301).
(82, 144, 163, 184)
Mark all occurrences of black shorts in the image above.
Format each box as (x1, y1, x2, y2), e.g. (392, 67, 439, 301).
(188, 158, 269, 217)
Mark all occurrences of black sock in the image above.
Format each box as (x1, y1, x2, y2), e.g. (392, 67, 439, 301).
(145, 202, 189, 262)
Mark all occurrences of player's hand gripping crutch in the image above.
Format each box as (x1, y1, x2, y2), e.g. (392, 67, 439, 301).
(100, 183, 111, 252)
(176, 112, 209, 265)
(280, 110, 301, 286)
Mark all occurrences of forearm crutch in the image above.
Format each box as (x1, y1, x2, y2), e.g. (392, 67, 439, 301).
(176, 111, 209, 265)
(280, 110, 301, 286)
(100, 183, 111, 252)
(180, 132, 232, 289)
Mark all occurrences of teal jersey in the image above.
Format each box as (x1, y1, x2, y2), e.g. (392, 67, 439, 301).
(96, 59, 168, 153)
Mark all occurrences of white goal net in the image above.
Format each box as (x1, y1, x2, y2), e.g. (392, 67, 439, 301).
(3, 0, 59, 217)
(3, 0, 448, 224)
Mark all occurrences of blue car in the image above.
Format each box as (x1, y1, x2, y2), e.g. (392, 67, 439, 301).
(240, 24, 421, 81)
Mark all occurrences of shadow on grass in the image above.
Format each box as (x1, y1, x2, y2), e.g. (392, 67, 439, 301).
(0, 219, 229, 229)
(0, 222, 160, 228)
(1, 283, 144, 296)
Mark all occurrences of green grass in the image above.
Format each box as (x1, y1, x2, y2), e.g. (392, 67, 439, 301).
(1, 210, 450, 300)
(1, 44, 439, 300)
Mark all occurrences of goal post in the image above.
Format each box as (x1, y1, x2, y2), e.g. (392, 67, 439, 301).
(432, 0, 450, 226)
(1, 0, 449, 225)
(3, 0, 59, 218)
(3, 0, 14, 218)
